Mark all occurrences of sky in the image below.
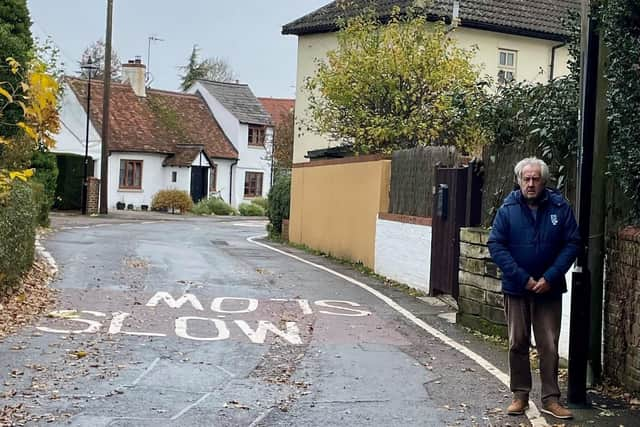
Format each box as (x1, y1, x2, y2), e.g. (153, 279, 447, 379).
(26, 0, 330, 99)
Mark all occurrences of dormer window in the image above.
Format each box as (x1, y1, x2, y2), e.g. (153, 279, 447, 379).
(248, 125, 265, 147)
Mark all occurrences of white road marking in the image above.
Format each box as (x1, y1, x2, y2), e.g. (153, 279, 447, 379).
(130, 357, 161, 387)
(248, 407, 274, 427)
(247, 234, 549, 427)
(170, 392, 212, 420)
(215, 365, 235, 378)
(35, 236, 58, 276)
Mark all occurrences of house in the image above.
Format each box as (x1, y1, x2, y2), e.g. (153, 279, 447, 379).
(282, 0, 580, 163)
(258, 97, 295, 175)
(187, 80, 274, 206)
(53, 59, 238, 210)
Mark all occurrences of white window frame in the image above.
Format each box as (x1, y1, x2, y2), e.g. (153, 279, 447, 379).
(497, 49, 517, 84)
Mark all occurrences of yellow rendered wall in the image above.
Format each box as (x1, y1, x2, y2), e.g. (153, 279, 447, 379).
(289, 158, 391, 269)
(292, 27, 571, 164)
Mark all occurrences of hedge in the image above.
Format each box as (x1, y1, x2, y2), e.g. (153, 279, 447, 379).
(0, 180, 37, 292)
(267, 174, 290, 236)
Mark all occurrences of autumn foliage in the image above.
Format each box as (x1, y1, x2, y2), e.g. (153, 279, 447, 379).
(304, 8, 485, 154)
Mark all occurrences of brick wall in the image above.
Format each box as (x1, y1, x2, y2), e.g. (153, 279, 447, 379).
(458, 227, 507, 337)
(604, 226, 640, 391)
(87, 177, 100, 215)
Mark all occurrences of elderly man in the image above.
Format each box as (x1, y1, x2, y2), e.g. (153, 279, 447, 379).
(488, 157, 581, 420)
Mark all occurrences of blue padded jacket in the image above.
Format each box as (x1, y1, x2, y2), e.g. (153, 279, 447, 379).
(487, 188, 581, 297)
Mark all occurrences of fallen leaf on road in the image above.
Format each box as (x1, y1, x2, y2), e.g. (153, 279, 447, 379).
(47, 310, 79, 319)
(72, 350, 88, 359)
(224, 400, 250, 410)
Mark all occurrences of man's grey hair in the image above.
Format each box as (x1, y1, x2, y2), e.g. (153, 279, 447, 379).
(514, 157, 549, 184)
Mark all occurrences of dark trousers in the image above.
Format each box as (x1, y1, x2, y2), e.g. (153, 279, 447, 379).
(504, 294, 562, 404)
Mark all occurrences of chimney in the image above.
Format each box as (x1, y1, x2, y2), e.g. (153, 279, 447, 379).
(121, 56, 146, 97)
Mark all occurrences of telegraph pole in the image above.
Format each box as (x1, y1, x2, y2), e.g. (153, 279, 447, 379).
(100, 0, 113, 214)
(568, 0, 600, 406)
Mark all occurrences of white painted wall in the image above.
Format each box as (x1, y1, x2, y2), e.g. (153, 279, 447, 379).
(109, 152, 170, 208)
(191, 83, 273, 207)
(291, 28, 572, 163)
(53, 84, 102, 177)
(374, 217, 432, 294)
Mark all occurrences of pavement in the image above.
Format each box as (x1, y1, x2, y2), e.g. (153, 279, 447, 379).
(0, 210, 637, 426)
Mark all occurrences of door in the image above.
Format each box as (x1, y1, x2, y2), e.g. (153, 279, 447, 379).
(54, 153, 94, 210)
(190, 166, 209, 203)
(429, 162, 482, 299)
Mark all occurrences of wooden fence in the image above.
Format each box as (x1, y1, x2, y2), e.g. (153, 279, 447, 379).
(389, 146, 460, 218)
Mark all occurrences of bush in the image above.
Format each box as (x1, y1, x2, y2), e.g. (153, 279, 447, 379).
(29, 181, 49, 227)
(0, 180, 37, 292)
(31, 150, 58, 214)
(267, 174, 291, 236)
(191, 197, 235, 215)
(250, 196, 268, 211)
(239, 202, 266, 216)
(151, 189, 193, 214)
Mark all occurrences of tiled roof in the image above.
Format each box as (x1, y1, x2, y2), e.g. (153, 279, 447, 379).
(258, 98, 294, 128)
(282, 0, 580, 41)
(67, 78, 238, 164)
(197, 80, 273, 126)
(163, 145, 209, 167)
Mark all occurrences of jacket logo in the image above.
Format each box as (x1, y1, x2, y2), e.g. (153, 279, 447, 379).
(550, 214, 559, 226)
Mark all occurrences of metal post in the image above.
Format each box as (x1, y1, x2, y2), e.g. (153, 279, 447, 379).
(81, 73, 91, 214)
(80, 59, 97, 215)
(99, 0, 113, 214)
(568, 3, 599, 407)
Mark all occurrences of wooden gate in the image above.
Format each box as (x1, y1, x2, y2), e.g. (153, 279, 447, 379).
(429, 162, 482, 299)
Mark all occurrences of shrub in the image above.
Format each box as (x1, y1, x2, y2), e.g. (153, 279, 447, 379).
(250, 196, 268, 211)
(151, 189, 193, 214)
(29, 181, 49, 227)
(239, 202, 266, 216)
(267, 174, 291, 236)
(0, 180, 37, 292)
(191, 197, 235, 216)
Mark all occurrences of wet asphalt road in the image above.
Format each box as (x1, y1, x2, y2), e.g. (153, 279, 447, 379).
(0, 215, 521, 426)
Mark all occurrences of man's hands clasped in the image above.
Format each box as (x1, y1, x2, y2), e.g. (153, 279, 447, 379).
(526, 277, 551, 294)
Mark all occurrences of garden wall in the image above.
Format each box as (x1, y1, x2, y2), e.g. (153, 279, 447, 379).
(374, 213, 432, 293)
(604, 227, 640, 391)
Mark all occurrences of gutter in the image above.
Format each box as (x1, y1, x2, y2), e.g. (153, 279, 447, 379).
(550, 42, 567, 81)
(229, 159, 238, 204)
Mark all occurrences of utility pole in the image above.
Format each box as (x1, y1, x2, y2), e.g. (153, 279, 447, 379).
(100, 0, 113, 215)
(568, 0, 601, 406)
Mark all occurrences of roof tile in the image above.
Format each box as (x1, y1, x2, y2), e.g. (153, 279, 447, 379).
(282, 0, 580, 41)
(67, 78, 238, 165)
(197, 80, 273, 126)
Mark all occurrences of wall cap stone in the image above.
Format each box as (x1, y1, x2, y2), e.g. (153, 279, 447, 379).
(618, 226, 640, 244)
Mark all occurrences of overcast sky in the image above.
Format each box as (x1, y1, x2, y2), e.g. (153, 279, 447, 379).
(27, 0, 330, 99)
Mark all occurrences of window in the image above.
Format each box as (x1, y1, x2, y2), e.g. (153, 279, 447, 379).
(498, 49, 517, 84)
(119, 160, 143, 189)
(248, 125, 265, 147)
(210, 164, 217, 192)
(171, 171, 177, 183)
(244, 172, 263, 198)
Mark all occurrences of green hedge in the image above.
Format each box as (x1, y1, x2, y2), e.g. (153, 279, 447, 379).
(0, 180, 37, 292)
(191, 197, 236, 215)
(267, 174, 290, 236)
(239, 202, 266, 216)
(31, 150, 58, 225)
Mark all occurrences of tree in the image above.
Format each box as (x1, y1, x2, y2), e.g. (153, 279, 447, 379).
(303, 9, 485, 154)
(78, 39, 121, 81)
(0, 0, 34, 137)
(273, 108, 295, 172)
(179, 45, 236, 91)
